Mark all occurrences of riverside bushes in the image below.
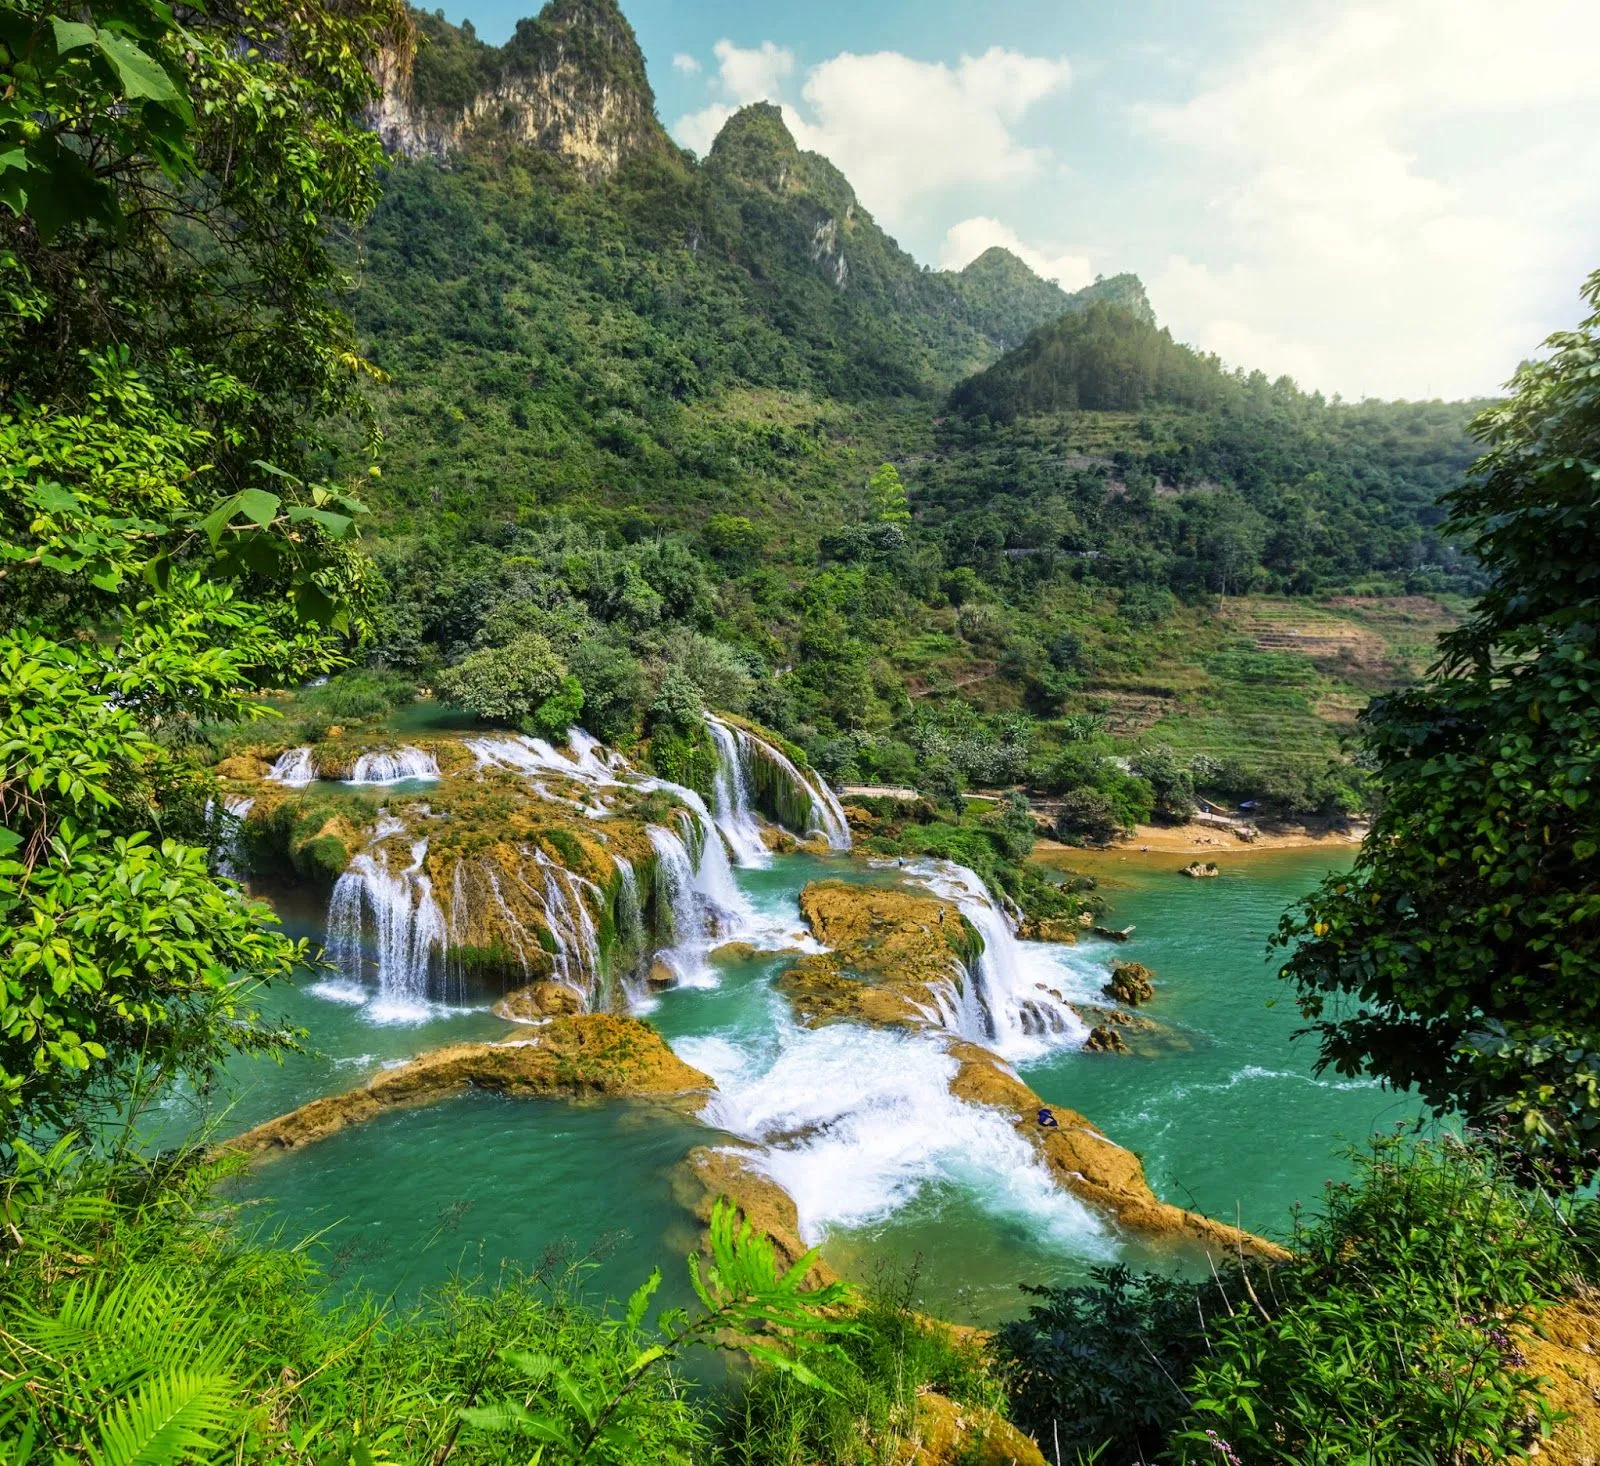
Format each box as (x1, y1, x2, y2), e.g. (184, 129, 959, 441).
(0, 1141, 854, 1465)
(994, 1133, 1591, 1464)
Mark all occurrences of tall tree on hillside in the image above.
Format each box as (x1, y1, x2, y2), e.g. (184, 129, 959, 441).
(1278, 269, 1600, 1176)
(0, 0, 407, 1146)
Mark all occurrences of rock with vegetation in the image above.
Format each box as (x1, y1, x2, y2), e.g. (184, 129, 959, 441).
(1083, 1026, 1129, 1055)
(226, 1015, 713, 1156)
(1180, 860, 1221, 879)
(1104, 961, 1155, 1006)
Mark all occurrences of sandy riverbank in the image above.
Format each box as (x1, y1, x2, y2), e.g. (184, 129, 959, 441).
(1037, 819, 1363, 862)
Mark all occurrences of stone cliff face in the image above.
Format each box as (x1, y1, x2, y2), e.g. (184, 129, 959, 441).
(373, 0, 670, 181)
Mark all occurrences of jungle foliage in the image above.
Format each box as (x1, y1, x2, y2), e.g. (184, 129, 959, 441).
(1280, 269, 1600, 1179)
(995, 1134, 1593, 1464)
(0, 0, 407, 1144)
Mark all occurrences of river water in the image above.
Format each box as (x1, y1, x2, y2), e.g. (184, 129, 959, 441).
(215, 840, 1395, 1325)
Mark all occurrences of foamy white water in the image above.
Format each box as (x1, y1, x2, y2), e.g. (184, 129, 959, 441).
(908, 861, 1100, 1061)
(345, 746, 441, 784)
(679, 1013, 1113, 1253)
(267, 747, 317, 786)
(705, 717, 773, 868)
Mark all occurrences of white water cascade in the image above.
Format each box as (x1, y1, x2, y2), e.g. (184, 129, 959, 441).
(267, 747, 317, 786)
(612, 855, 648, 994)
(534, 849, 604, 996)
(705, 716, 851, 852)
(907, 862, 1096, 1060)
(678, 1016, 1115, 1255)
(213, 796, 255, 881)
(325, 834, 449, 1021)
(704, 718, 771, 868)
(345, 746, 441, 785)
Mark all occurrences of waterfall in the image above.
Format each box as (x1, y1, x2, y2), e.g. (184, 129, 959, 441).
(705, 717, 772, 868)
(612, 855, 648, 995)
(908, 862, 1092, 1060)
(705, 716, 851, 851)
(267, 747, 316, 786)
(345, 746, 441, 784)
(533, 849, 603, 998)
(213, 796, 254, 881)
(326, 836, 449, 1021)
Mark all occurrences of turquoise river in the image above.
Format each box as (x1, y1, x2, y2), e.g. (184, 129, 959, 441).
(187, 832, 1411, 1328)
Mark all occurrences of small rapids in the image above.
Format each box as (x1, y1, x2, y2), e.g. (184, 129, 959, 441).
(678, 1012, 1114, 1255)
(907, 861, 1100, 1061)
(345, 746, 441, 785)
(267, 747, 317, 786)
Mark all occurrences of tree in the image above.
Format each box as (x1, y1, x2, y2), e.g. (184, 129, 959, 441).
(867, 462, 911, 524)
(1278, 268, 1600, 1177)
(436, 632, 567, 724)
(0, 0, 407, 1146)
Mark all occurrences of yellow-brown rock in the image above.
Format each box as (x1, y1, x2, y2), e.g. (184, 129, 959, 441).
(799, 881, 973, 988)
(225, 1016, 713, 1159)
(216, 754, 272, 781)
(898, 1394, 1048, 1466)
(1105, 961, 1155, 1006)
(676, 1145, 833, 1287)
(1017, 916, 1079, 944)
(1083, 1025, 1128, 1054)
(778, 955, 929, 1029)
(1517, 1291, 1600, 1465)
(494, 981, 585, 1021)
(946, 1041, 1287, 1260)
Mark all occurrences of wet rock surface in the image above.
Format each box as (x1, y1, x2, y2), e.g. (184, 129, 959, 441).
(225, 1015, 713, 1158)
(946, 1041, 1287, 1259)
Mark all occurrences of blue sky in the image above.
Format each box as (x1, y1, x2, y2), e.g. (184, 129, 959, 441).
(435, 0, 1600, 401)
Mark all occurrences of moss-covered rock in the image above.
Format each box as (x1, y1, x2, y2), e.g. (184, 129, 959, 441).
(226, 1015, 713, 1158)
(945, 1040, 1285, 1259)
(1104, 961, 1155, 1007)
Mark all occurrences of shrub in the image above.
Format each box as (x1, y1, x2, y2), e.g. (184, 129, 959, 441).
(437, 632, 566, 724)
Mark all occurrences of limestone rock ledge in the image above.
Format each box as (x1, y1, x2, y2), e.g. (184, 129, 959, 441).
(947, 1041, 1287, 1260)
(224, 1015, 712, 1159)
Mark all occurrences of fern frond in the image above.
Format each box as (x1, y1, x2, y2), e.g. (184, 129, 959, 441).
(89, 1368, 244, 1466)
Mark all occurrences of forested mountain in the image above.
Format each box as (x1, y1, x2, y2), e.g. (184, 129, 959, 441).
(344, 0, 1490, 819)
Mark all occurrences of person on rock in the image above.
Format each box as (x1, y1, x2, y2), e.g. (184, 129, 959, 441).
(1037, 1107, 1059, 1128)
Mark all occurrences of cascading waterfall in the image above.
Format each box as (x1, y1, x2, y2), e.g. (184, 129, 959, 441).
(705, 716, 851, 852)
(345, 746, 441, 784)
(612, 856, 648, 995)
(907, 862, 1094, 1060)
(647, 825, 719, 986)
(463, 726, 823, 996)
(326, 835, 448, 1021)
(533, 849, 603, 997)
(268, 747, 316, 786)
(213, 796, 255, 881)
(704, 717, 771, 868)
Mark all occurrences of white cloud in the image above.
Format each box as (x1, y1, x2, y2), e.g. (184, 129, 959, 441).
(671, 53, 700, 76)
(1133, 0, 1600, 397)
(670, 42, 1071, 228)
(713, 39, 793, 103)
(939, 216, 1094, 292)
(673, 40, 797, 157)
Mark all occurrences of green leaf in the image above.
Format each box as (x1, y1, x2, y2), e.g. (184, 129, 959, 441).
(285, 505, 353, 538)
(235, 488, 280, 529)
(624, 1267, 661, 1332)
(0, 829, 22, 856)
(50, 17, 97, 51)
(31, 484, 81, 514)
(93, 30, 180, 102)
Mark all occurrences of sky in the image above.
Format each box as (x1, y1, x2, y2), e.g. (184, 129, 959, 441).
(438, 0, 1600, 402)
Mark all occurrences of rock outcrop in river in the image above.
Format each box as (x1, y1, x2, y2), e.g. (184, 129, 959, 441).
(226, 1015, 712, 1157)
